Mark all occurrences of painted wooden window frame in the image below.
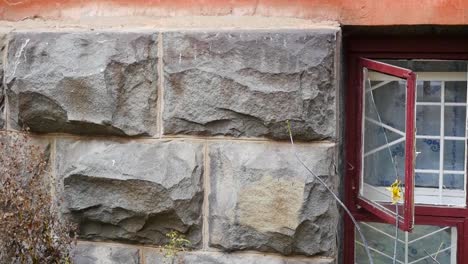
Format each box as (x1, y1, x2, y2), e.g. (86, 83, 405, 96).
(344, 37, 468, 264)
(357, 58, 416, 232)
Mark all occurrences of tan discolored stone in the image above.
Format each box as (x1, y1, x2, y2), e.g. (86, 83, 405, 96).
(238, 175, 304, 235)
(208, 141, 338, 256)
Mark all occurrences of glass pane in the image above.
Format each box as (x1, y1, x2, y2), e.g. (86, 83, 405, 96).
(417, 80, 441, 102)
(445, 106, 466, 137)
(444, 140, 465, 171)
(416, 139, 440, 170)
(443, 174, 464, 190)
(364, 121, 403, 153)
(364, 142, 406, 187)
(361, 67, 407, 219)
(407, 225, 454, 263)
(355, 222, 457, 264)
(416, 105, 440, 136)
(415, 173, 438, 189)
(445, 81, 467, 103)
(373, 83, 407, 133)
(355, 222, 405, 264)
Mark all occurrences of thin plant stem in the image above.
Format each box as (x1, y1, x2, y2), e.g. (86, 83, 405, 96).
(424, 249, 441, 264)
(434, 242, 444, 259)
(393, 204, 398, 264)
(286, 121, 374, 264)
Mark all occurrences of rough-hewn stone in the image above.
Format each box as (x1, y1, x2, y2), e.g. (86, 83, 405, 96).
(56, 139, 204, 246)
(208, 141, 338, 256)
(163, 29, 338, 140)
(183, 252, 335, 264)
(72, 243, 140, 264)
(5, 31, 158, 136)
(143, 250, 335, 264)
(0, 32, 8, 129)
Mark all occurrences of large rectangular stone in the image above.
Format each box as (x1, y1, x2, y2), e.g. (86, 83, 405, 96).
(182, 252, 335, 264)
(56, 138, 204, 246)
(208, 141, 338, 257)
(72, 242, 140, 264)
(163, 29, 339, 140)
(5, 31, 158, 136)
(143, 249, 335, 264)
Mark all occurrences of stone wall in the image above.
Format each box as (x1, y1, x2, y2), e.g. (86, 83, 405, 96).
(0, 25, 341, 264)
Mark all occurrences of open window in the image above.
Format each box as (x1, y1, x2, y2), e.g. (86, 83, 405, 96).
(345, 37, 468, 264)
(358, 58, 417, 232)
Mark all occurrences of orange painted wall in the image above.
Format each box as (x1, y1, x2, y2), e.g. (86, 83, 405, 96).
(0, 0, 467, 25)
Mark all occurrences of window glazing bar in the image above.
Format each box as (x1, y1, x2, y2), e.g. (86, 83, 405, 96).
(365, 117, 406, 136)
(416, 102, 467, 106)
(364, 137, 406, 157)
(365, 81, 391, 93)
(355, 241, 405, 264)
(415, 169, 465, 174)
(407, 226, 450, 244)
(408, 246, 452, 264)
(360, 222, 406, 244)
(438, 81, 445, 204)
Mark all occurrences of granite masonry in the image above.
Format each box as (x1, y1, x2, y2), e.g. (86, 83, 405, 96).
(1, 27, 340, 264)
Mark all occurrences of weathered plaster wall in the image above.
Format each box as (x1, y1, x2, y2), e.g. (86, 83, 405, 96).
(1, 0, 467, 25)
(0, 23, 340, 263)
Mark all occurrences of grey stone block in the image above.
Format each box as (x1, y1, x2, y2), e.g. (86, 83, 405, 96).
(57, 139, 204, 246)
(72, 243, 140, 264)
(208, 141, 338, 256)
(183, 252, 335, 264)
(143, 248, 167, 263)
(143, 250, 335, 264)
(163, 29, 338, 140)
(5, 31, 158, 136)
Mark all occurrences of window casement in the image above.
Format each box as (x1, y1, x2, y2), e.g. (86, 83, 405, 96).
(345, 37, 468, 264)
(358, 58, 417, 232)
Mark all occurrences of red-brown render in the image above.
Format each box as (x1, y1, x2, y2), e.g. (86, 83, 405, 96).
(1, 0, 467, 25)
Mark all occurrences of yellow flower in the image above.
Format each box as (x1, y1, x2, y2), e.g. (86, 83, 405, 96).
(386, 179, 402, 204)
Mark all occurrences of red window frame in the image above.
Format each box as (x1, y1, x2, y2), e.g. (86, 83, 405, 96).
(344, 36, 468, 264)
(357, 58, 416, 232)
